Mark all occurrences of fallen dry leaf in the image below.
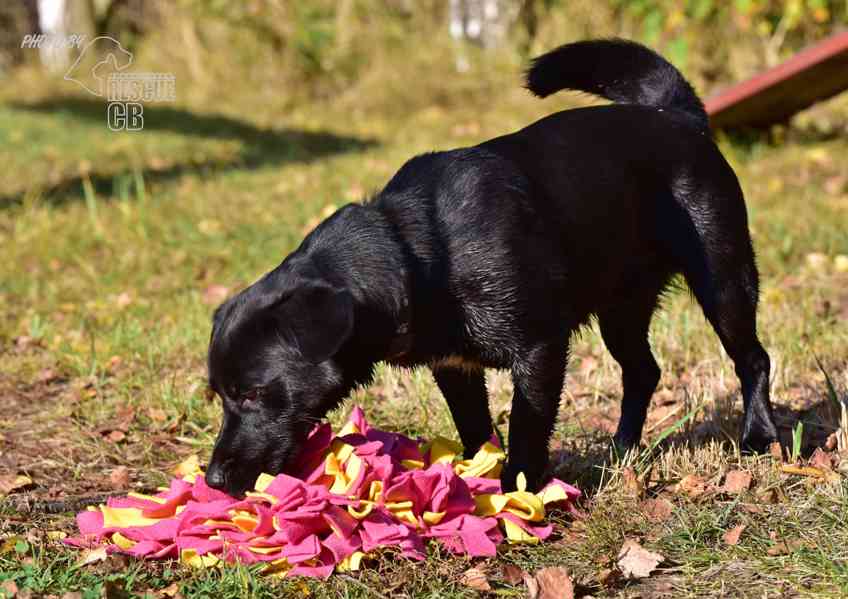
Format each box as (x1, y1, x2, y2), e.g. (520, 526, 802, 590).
(202, 284, 230, 306)
(502, 564, 525, 585)
(0, 474, 33, 496)
(2, 580, 18, 597)
(781, 464, 841, 483)
(523, 571, 539, 598)
(676, 474, 708, 498)
(825, 433, 838, 451)
(769, 442, 783, 461)
(756, 487, 780, 504)
(158, 583, 181, 598)
(460, 567, 491, 592)
(722, 470, 753, 494)
(115, 407, 136, 431)
(596, 567, 619, 587)
(106, 430, 126, 443)
(617, 538, 664, 579)
(76, 546, 108, 567)
(723, 524, 746, 546)
(14, 335, 40, 352)
(767, 539, 805, 556)
(115, 292, 132, 308)
(109, 466, 130, 490)
(37, 367, 59, 383)
(0, 536, 24, 555)
(641, 497, 673, 523)
(810, 447, 834, 471)
(106, 355, 123, 372)
(148, 407, 168, 423)
(622, 467, 644, 498)
(62, 592, 83, 599)
(533, 567, 574, 599)
(173, 454, 201, 477)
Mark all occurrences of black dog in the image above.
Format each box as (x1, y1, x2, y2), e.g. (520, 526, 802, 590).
(206, 39, 779, 497)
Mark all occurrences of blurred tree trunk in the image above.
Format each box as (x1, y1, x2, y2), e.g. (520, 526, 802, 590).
(448, 0, 521, 49)
(37, 0, 96, 72)
(0, 1, 38, 73)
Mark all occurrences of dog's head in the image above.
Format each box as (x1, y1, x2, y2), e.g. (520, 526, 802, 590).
(205, 270, 354, 497)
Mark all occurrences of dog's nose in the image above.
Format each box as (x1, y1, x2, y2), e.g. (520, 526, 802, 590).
(205, 461, 226, 490)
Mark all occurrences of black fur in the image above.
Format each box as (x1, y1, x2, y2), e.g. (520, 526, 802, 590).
(525, 38, 709, 131)
(206, 38, 778, 497)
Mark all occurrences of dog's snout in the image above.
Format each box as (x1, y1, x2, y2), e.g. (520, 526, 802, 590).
(205, 460, 227, 490)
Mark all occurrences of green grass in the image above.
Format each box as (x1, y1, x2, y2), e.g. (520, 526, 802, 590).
(1, 27, 848, 598)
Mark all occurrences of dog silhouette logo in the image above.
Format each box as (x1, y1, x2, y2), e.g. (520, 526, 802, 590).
(64, 36, 133, 97)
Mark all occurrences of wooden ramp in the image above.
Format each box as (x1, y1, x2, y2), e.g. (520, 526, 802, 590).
(705, 31, 848, 130)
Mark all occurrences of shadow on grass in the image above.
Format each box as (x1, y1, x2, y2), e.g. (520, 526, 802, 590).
(549, 390, 840, 497)
(2, 96, 376, 207)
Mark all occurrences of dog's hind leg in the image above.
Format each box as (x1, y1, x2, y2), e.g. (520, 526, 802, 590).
(598, 281, 665, 455)
(433, 366, 493, 458)
(667, 194, 779, 453)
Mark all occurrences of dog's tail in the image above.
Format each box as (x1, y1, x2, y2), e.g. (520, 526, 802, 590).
(525, 38, 708, 130)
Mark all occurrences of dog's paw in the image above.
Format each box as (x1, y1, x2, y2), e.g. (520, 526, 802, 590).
(740, 425, 778, 455)
(500, 462, 543, 493)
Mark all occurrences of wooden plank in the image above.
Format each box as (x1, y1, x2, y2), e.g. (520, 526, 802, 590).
(705, 31, 848, 130)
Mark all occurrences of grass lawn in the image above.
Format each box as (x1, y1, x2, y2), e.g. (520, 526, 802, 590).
(1, 56, 847, 598)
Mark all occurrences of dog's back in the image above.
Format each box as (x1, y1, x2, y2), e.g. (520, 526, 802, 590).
(205, 39, 778, 495)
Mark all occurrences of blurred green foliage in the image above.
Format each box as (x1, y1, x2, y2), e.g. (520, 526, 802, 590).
(608, 0, 846, 70)
(4, 0, 846, 107)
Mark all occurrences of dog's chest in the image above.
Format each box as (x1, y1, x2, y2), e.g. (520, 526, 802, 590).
(429, 355, 485, 373)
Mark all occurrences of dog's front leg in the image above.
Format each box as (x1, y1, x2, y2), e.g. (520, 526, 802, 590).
(501, 341, 568, 492)
(432, 366, 493, 458)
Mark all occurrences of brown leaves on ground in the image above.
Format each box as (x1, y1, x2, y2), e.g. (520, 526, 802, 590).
(109, 466, 130, 490)
(105, 430, 126, 443)
(460, 566, 491, 592)
(767, 531, 808, 556)
(148, 407, 168, 423)
(640, 497, 674, 523)
(202, 284, 230, 306)
(723, 524, 747, 546)
(0, 474, 33, 497)
(501, 564, 524, 585)
(524, 566, 574, 599)
(98, 406, 136, 444)
(722, 470, 753, 494)
(810, 447, 835, 470)
(76, 546, 108, 567)
(780, 464, 841, 483)
(621, 467, 645, 498)
(158, 583, 182, 598)
(617, 539, 664, 580)
(498, 563, 575, 599)
(2, 580, 19, 598)
(675, 474, 709, 499)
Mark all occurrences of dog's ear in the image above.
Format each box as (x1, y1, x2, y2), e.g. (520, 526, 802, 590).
(271, 280, 354, 364)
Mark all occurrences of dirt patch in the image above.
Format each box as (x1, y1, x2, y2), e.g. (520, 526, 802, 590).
(0, 373, 190, 517)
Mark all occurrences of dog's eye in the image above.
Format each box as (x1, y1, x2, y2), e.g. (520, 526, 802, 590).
(240, 387, 263, 406)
